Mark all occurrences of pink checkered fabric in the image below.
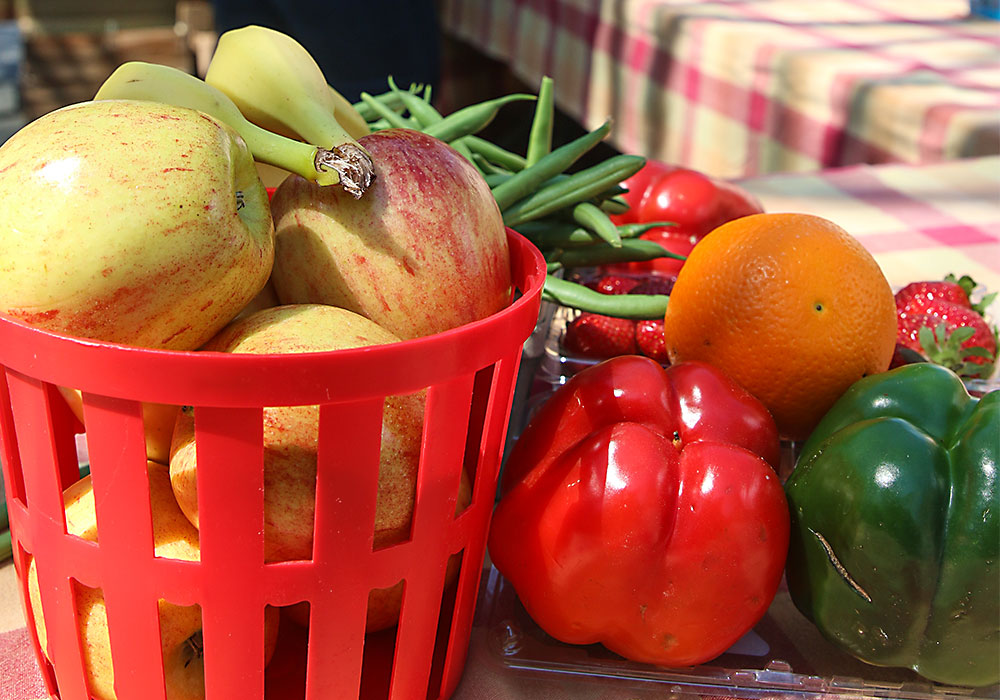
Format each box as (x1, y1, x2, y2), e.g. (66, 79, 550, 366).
(738, 156, 1000, 310)
(440, 0, 1000, 178)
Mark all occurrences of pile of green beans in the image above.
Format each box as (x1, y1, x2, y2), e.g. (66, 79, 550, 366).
(354, 77, 680, 319)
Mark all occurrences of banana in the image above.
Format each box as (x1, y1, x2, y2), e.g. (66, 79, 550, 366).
(94, 61, 364, 194)
(204, 25, 374, 195)
(327, 83, 371, 141)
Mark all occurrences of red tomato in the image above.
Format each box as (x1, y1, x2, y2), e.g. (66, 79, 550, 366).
(490, 357, 788, 668)
(638, 168, 764, 240)
(610, 160, 678, 225)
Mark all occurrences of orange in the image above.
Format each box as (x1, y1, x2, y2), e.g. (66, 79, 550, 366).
(662, 212, 897, 440)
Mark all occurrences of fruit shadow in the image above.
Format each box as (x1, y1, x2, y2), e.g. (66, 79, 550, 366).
(274, 204, 417, 316)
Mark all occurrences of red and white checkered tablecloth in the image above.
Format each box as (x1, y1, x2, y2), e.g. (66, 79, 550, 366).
(440, 0, 1000, 178)
(2, 155, 998, 699)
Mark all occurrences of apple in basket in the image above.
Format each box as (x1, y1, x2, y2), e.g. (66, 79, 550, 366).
(168, 304, 471, 632)
(0, 99, 274, 351)
(26, 462, 281, 700)
(268, 128, 511, 340)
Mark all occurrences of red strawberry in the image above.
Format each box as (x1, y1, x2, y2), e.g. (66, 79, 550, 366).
(635, 319, 670, 364)
(562, 313, 637, 359)
(628, 276, 676, 297)
(895, 274, 997, 317)
(588, 274, 641, 295)
(897, 300, 997, 378)
(894, 280, 970, 314)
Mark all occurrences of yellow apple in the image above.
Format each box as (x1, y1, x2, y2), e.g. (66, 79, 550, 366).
(57, 386, 180, 465)
(0, 99, 274, 351)
(27, 461, 280, 700)
(169, 304, 468, 631)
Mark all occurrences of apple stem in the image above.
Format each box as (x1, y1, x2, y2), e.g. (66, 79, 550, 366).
(314, 143, 376, 199)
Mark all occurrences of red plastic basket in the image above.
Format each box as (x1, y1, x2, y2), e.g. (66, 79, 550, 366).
(0, 229, 546, 700)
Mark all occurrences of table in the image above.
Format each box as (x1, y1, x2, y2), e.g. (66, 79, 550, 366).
(2, 156, 999, 699)
(439, 0, 1000, 179)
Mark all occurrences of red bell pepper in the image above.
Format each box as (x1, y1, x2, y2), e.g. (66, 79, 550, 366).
(490, 356, 788, 667)
(608, 163, 764, 277)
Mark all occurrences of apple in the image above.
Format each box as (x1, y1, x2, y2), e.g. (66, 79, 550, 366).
(268, 128, 511, 340)
(169, 304, 469, 631)
(232, 276, 280, 322)
(26, 461, 281, 700)
(0, 99, 274, 351)
(57, 386, 180, 465)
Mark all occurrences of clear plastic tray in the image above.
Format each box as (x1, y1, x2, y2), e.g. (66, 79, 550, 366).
(477, 564, 998, 699)
(489, 300, 1000, 699)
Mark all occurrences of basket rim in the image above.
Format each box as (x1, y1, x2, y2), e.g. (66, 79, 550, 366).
(0, 228, 546, 405)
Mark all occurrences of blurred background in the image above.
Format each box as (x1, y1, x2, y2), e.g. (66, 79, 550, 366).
(0, 1, 532, 146)
(0, 1, 996, 176)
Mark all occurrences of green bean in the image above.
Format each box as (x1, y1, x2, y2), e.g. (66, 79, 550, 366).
(483, 172, 512, 188)
(492, 171, 627, 217)
(491, 120, 612, 211)
(515, 220, 669, 248)
(359, 92, 420, 129)
(572, 201, 621, 247)
(503, 154, 646, 227)
(601, 195, 631, 215)
(388, 76, 443, 127)
(526, 76, 554, 166)
(471, 153, 507, 176)
(450, 139, 476, 165)
(382, 80, 491, 168)
(465, 136, 527, 172)
(423, 93, 537, 143)
(542, 275, 668, 319)
(353, 86, 412, 122)
(547, 238, 686, 268)
(619, 221, 677, 236)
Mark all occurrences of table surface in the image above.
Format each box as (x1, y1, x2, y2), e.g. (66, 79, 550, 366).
(440, 0, 1000, 179)
(2, 155, 999, 699)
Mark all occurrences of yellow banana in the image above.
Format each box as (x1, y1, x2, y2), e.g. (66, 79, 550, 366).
(204, 25, 374, 194)
(94, 61, 363, 194)
(326, 84, 371, 141)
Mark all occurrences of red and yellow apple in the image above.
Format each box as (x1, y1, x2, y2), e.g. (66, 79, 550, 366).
(169, 304, 469, 631)
(268, 128, 511, 340)
(27, 461, 280, 700)
(0, 99, 274, 350)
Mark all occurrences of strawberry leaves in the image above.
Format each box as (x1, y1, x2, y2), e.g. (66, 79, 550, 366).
(944, 273, 998, 317)
(916, 322, 996, 379)
(895, 274, 998, 379)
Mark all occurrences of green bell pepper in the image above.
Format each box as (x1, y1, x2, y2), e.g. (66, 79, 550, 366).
(785, 363, 998, 687)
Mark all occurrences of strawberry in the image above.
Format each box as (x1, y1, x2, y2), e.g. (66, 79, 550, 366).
(588, 274, 641, 295)
(635, 319, 670, 364)
(897, 300, 997, 378)
(895, 280, 969, 316)
(895, 274, 997, 316)
(629, 276, 676, 297)
(562, 313, 637, 358)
